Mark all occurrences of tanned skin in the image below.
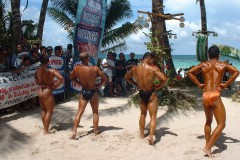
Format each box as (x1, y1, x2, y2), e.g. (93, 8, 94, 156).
(70, 52, 107, 139)
(188, 46, 239, 158)
(125, 53, 167, 145)
(35, 56, 64, 134)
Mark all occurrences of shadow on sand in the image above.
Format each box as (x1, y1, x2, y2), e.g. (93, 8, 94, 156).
(74, 125, 123, 139)
(197, 133, 240, 154)
(0, 124, 31, 157)
(144, 127, 178, 145)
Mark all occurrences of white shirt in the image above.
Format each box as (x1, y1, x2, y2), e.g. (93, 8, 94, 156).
(101, 58, 115, 76)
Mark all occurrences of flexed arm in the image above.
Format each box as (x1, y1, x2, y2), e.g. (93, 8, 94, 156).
(52, 69, 64, 89)
(187, 64, 205, 90)
(96, 67, 107, 87)
(154, 68, 168, 90)
(70, 67, 81, 86)
(125, 68, 139, 88)
(218, 64, 239, 90)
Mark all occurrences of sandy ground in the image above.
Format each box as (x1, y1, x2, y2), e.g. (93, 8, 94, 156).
(0, 87, 240, 160)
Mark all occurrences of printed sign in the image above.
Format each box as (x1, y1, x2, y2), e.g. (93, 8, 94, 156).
(74, 0, 107, 59)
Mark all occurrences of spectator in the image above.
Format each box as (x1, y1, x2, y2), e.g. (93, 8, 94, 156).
(126, 52, 139, 90)
(40, 46, 47, 56)
(0, 46, 8, 72)
(115, 53, 127, 96)
(101, 52, 115, 97)
(29, 44, 40, 64)
(126, 52, 139, 70)
(46, 46, 53, 57)
(54, 46, 62, 57)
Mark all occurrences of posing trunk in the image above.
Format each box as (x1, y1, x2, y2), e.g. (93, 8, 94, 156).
(37, 0, 49, 43)
(10, 0, 22, 51)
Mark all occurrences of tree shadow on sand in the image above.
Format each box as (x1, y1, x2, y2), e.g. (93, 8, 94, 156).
(74, 125, 123, 139)
(197, 133, 240, 154)
(0, 124, 31, 158)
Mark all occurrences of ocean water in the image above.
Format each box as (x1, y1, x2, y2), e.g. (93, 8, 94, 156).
(97, 54, 240, 70)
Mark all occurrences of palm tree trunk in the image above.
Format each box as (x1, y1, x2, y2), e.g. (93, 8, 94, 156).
(199, 0, 208, 60)
(152, 0, 164, 69)
(0, 0, 3, 35)
(10, 0, 22, 52)
(152, 0, 176, 77)
(37, 0, 49, 44)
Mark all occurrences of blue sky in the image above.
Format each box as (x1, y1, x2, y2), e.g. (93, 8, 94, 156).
(10, 0, 240, 55)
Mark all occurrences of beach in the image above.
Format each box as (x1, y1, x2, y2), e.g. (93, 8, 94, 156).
(0, 87, 239, 160)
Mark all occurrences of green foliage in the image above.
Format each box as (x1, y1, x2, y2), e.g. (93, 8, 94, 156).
(231, 91, 240, 102)
(143, 32, 166, 67)
(221, 46, 231, 56)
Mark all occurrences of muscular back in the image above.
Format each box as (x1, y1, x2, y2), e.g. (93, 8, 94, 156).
(35, 66, 54, 87)
(70, 65, 101, 90)
(201, 61, 226, 91)
(188, 59, 239, 92)
(131, 64, 159, 91)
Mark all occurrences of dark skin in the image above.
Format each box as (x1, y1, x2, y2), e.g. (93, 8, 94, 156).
(125, 56, 167, 145)
(35, 63, 64, 134)
(188, 55, 239, 158)
(70, 52, 107, 139)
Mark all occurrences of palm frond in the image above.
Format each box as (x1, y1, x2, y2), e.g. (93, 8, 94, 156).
(105, 0, 133, 31)
(48, 7, 73, 27)
(100, 42, 127, 54)
(102, 21, 141, 47)
(50, 0, 78, 17)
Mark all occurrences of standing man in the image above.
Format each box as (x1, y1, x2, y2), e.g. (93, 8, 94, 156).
(187, 46, 239, 158)
(115, 53, 127, 96)
(126, 52, 139, 90)
(34, 55, 64, 134)
(125, 52, 167, 145)
(70, 52, 107, 139)
(101, 52, 115, 97)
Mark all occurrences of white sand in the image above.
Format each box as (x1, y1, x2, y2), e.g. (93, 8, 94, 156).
(0, 87, 240, 160)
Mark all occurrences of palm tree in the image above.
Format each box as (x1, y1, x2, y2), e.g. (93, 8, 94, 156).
(151, 0, 176, 78)
(37, 0, 49, 43)
(22, 20, 38, 39)
(10, 0, 22, 51)
(48, 0, 140, 52)
(196, 0, 208, 59)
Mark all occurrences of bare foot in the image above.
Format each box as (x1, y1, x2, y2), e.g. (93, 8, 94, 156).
(94, 130, 101, 136)
(203, 147, 213, 158)
(44, 131, 54, 135)
(71, 132, 77, 139)
(148, 136, 154, 145)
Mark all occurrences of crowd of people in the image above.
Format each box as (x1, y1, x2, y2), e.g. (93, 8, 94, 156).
(0, 38, 73, 113)
(98, 51, 141, 97)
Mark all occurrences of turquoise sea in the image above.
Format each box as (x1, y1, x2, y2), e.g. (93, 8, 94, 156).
(97, 54, 240, 71)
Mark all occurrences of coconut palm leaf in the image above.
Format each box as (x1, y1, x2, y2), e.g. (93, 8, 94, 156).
(50, 0, 78, 17)
(100, 42, 127, 54)
(102, 21, 140, 47)
(105, 0, 133, 32)
(48, 7, 73, 27)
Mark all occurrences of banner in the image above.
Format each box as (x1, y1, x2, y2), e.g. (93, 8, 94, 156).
(196, 34, 207, 62)
(48, 56, 66, 95)
(74, 0, 107, 60)
(0, 56, 67, 109)
(0, 63, 40, 109)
